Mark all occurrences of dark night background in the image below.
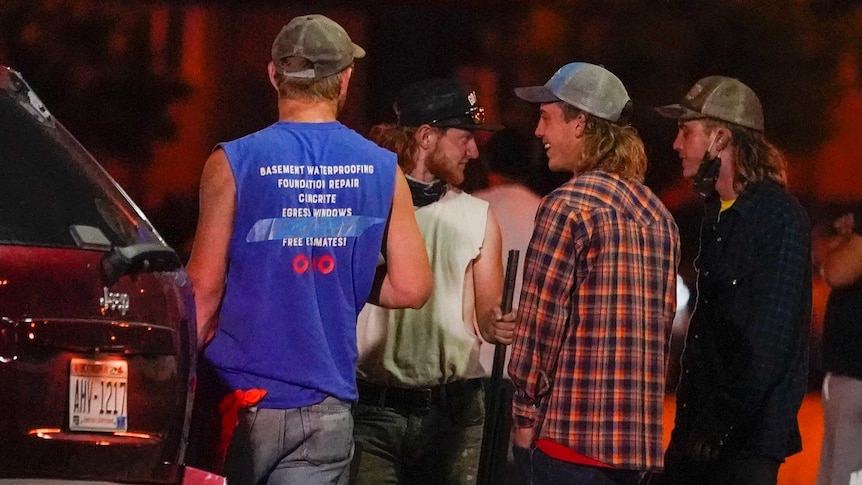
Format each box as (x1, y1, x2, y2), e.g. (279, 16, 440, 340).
(2, 2, 861, 482)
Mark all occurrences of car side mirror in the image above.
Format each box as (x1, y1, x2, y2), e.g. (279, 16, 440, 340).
(101, 243, 181, 286)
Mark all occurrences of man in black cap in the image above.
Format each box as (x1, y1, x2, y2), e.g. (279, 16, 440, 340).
(654, 76, 811, 485)
(187, 14, 432, 485)
(351, 78, 513, 485)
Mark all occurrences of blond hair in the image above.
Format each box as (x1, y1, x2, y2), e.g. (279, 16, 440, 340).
(560, 102, 646, 183)
(273, 57, 350, 101)
(703, 119, 787, 192)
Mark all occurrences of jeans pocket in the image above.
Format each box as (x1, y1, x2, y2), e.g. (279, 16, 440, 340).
(301, 397, 354, 466)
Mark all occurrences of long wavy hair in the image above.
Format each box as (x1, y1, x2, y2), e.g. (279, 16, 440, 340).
(702, 119, 787, 192)
(368, 123, 420, 173)
(560, 102, 647, 183)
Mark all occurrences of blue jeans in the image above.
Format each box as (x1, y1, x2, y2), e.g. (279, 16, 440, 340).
(513, 446, 646, 485)
(223, 396, 354, 485)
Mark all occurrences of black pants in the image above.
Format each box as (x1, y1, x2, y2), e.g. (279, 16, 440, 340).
(657, 449, 781, 485)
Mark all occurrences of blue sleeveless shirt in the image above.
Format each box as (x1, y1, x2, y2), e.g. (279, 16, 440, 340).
(205, 121, 396, 408)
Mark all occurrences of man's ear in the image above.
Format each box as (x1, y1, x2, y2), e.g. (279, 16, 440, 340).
(415, 124, 436, 149)
(339, 66, 353, 98)
(267, 61, 279, 91)
(714, 127, 732, 152)
(571, 112, 588, 137)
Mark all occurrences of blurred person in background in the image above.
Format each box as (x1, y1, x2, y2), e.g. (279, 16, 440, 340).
(655, 76, 811, 485)
(815, 203, 862, 485)
(472, 128, 543, 483)
(472, 128, 542, 377)
(507, 62, 680, 485)
(186, 14, 431, 485)
(351, 78, 512, 485)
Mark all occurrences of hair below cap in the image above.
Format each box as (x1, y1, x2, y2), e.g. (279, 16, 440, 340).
(514, 62, 631, 123)
(272, 14, 365, 79)
(654, 76, 764, 131)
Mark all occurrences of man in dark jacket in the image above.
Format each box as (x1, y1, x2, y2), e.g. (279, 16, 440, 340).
(655, 76, 811, 484)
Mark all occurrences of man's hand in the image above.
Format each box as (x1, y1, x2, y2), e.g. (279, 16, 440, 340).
(484, 307, 517, 345)
(513, 425, 535, 449)
(834, 212, 855, 236)
(684, 432, 724, 463)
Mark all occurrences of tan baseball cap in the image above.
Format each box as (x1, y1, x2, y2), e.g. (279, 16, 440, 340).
(655, 76, 764, 131)
(272, 14, 365, 79)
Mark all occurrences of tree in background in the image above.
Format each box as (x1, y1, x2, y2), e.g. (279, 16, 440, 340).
(0, 0, 188, 201)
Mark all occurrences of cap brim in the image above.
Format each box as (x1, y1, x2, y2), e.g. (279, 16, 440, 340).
(436, 121, 504, 132)
(353, 43, 366, 59)
(514, 86, 560, 103)
(472, 122, 504, 132)
(654, 103, 703, 120)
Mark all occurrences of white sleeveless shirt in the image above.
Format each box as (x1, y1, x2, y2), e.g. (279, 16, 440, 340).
(356, 188, 489, 387)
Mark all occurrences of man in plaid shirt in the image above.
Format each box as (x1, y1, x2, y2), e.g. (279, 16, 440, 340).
(655, 77, 811, 484)
(507, 62, 680, 484)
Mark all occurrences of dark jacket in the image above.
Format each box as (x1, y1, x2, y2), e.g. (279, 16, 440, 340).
(672, 180, 812, 461)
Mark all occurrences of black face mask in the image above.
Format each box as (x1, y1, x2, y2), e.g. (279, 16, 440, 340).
(694, 152, 721, 198)
(407, 177, 447, 207)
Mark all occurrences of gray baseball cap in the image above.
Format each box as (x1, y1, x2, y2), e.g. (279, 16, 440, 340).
(272, 14, 365, 79)
(514, 62, 632, 123)
(655, 76, 764, 131)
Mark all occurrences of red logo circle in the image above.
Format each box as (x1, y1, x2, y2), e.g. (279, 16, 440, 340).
(316, 255, 335, 274)
(292, 254, 309, 273)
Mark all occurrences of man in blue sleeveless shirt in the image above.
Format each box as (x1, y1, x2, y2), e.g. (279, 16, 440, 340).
(186, 14, 432, 485)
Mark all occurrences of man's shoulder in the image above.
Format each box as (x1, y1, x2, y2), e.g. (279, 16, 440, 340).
(742, 181, 808, 226)
(473, 183, 541, 203)
(561, 171, 675, 223)
(566, 171, 639, 200)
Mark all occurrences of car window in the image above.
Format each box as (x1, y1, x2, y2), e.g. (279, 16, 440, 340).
(0, 94, 164, 249)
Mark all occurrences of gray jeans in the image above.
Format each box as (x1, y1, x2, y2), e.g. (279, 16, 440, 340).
(350, 380, 485, 485)
(817, 373, 862, 485)
(223, 396, 354, 485)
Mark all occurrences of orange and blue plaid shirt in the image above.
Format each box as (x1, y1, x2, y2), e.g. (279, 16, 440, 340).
(508, 171, 680, 470)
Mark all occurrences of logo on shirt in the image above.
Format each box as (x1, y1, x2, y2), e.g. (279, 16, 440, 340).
(292, 254, 334, 274)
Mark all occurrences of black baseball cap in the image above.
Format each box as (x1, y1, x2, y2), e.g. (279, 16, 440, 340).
(394, 78, 502, 131)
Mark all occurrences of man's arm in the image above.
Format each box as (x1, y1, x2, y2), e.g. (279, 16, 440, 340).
(374, 165, 433, 309)
(474, 207, 508, 344)
(822, 211, 862, 288)
(508, 197, 579, 431)
(186, 149, 235, 348)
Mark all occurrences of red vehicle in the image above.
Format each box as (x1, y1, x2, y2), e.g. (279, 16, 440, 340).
(0, 66, 220, 484)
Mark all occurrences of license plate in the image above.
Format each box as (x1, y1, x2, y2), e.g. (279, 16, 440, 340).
(69, 358, 128, 432)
